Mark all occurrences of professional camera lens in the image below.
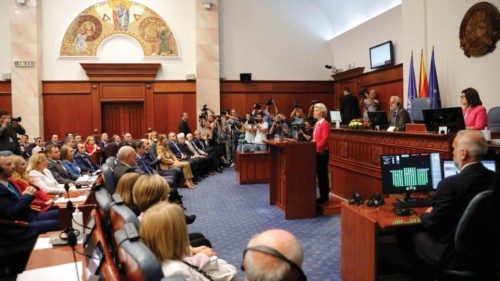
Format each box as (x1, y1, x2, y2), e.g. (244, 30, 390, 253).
(11, 116, 22, 122)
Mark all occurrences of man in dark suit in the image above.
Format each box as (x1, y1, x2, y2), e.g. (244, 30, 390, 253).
(112, 146, 136, 185)
(74, 143, 100, 173)
(339, 88, 361, 125)
(45, 144, 74, 184)
(179, 112, 191, 136)
(0, 111, 26, 155)
(401, 130, 496, 279)
(388, 96, 411, 131)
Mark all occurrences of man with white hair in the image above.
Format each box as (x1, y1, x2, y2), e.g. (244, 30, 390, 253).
(242, 229, 305, 281)
(112, 146, 136, 185)
(168, 132, 201, 180)
(400, 130, 496, 279)
(388, 96, 411, 131)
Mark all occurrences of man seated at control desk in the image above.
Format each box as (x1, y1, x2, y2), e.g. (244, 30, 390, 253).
(398, 130, 496, 280)
(388, 96, 411, 131)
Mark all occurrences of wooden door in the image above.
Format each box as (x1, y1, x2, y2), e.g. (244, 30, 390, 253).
(101, 102, 145, 139)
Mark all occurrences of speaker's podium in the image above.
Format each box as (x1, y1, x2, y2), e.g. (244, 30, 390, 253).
(264, 139, 316, 219)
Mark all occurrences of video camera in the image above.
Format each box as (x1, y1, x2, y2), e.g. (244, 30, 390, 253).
(199, 104, 210, 120)
(253, 103, 262, 110)
(266, 98, 274, 106)
(311, 99, 319, 105)
(293, 101, 301, 108)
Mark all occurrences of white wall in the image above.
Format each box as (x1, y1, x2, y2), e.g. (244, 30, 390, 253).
(42, 0, 196, 81)
(329, 5, 402, 73)
(220, 0, 334, 80)
(0, 0, 11, 80)
(402, 0, 500, 110)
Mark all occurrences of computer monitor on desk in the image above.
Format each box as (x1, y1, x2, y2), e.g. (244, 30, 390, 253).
(381, 153, 442, 201)
(368, 111, 389, 130)
(422, 107, 465, 133)
(441, 160, 496, 179)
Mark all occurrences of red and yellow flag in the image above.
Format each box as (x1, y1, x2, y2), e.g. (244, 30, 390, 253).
(418, 49, 428, 97)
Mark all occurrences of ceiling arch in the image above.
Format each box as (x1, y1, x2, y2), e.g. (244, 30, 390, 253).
(60, 0, 178, 57)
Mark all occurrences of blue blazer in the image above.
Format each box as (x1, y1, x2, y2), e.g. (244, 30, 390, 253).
(61, 159, 82, 180)
(74, 152, 99, 173)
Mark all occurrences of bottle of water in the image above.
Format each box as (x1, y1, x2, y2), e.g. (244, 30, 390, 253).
(72, 205, 84, 240)
(483, 127, 491, 142)
(275, 134, 280, 142)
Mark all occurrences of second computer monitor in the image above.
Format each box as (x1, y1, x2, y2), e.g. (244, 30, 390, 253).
(422, 107, 465, 133)
(380, 153, 442, 195)
(368, 111, 389, 129)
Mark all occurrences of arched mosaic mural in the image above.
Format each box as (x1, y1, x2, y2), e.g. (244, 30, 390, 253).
(60, 0, 178, 57)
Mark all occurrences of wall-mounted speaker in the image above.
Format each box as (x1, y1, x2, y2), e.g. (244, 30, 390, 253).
(240, 73, 252, 82)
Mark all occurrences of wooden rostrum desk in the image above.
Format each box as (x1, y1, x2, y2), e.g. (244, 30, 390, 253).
(324, 129, 453, 214)
(341, 197, 428, 281)
(264, 139, 316, 219)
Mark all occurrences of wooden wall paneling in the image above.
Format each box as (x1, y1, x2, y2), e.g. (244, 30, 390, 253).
(100, 83, 145, 101)
(144, 83, 154, 130)
(101, 102, 145, 138)
(0, 81, 12, 113)
(153, 81, 196, 134)
(42, 81, 92, 139)
(91, 83, 101, 133)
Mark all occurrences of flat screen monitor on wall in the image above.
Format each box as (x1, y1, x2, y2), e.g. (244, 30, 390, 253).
(369, 41, 394, 69)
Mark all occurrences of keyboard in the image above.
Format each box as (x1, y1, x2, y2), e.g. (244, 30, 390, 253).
(393, 199, 433, 209)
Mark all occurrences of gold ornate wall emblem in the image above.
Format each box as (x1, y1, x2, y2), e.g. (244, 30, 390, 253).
(60, 0, 178, 57)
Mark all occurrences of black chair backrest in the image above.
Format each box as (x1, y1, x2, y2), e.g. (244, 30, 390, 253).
(114, 225, 164, 281)
(101, 164, 116, 194)
(488, 106, 500, 133)
(453, 189, 496, 271)
(149, 142, 158, 159)
(109, 204, 140, 248)
(105, 156, 118, 168)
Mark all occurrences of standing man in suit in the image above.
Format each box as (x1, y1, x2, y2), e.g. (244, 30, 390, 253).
(388, 96, 411, 131)
(179, 112, 191, 136)
(339, 87, 361, 125)
(45, 145, 74, 185)
(400, 130, 496, 279)
(0, 111, 26, 155)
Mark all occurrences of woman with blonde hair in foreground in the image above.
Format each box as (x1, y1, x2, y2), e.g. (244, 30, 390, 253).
(140, 202, 237, 281)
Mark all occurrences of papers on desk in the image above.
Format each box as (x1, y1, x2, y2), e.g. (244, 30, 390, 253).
(76, 175, 98, 186)
(17, 262, 83, 281)
(33, 237, 53, 250)
(54, 195, 87, 204)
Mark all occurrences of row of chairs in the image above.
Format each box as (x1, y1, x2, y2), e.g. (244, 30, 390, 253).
(90, 186, 165, 280)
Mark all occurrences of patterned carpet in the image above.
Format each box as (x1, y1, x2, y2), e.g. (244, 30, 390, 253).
(180, 168, 341, 281)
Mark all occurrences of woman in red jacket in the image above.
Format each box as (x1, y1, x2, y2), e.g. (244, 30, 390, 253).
(9, 155, 55, 213)
(461, 87, 487, 130)
(312, 103, 330, 205)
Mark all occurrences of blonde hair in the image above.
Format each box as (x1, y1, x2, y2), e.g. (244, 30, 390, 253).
(10, 155, 29, 182)
(314, 103, 327, 117)
(27, 153, 47, 172)
(85, 136, 95, 144)
(132, 175, 170, 212)
(140, 202, 190, 261)
(115, 172, 141, 206)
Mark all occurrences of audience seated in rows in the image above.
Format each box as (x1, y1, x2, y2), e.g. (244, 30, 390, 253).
(114, 172, 141, 216)
(74, 142, 100, 173)
(60, 146, 81, 180)
(157, 134, 195, 188)
(45, 145, 74, 185)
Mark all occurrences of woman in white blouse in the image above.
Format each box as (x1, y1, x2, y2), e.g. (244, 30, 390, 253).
(27, 153, 65, 195)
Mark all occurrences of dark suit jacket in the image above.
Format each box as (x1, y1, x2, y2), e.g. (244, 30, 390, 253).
(179, 120, 191, 136)
(104, 142, 120, 158)
(47, 159, 73, 184)
(0, 124, 26, 155)
(388, 107, 411, 131)
(167, 141, 184, 159)
(419, 163, 496, 264)
(340, 93, 361, 125)
(74, 152, 99, 173)
(112, 162, 135, 185)
(0, 182, 34, 221)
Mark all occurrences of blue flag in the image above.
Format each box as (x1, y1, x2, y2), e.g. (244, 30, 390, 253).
(428, 48, 441, 109)
(407, 52, 417, 112)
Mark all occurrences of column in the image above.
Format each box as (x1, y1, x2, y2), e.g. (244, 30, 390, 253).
(196, 0, 220, 125)
(10, 0, 43, 138)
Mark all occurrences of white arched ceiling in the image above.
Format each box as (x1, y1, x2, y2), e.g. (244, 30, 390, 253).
(310, 0, 401, 40)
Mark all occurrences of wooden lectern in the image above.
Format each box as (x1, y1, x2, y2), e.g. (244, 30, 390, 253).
(264, 139, 316, 219)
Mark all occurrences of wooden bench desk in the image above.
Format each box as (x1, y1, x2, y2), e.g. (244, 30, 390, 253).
(235, 151, 270, 184)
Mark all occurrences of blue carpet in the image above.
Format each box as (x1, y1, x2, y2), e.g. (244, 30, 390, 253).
(180, 168, 341, 281)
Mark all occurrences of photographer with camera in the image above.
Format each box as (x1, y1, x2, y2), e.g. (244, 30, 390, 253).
(0, 111, 26, 155)
(290, 102, 305, 140)
(360, 89, 379, 121)
(298, 120, 313, 141)
(238, 113, 256, 153)
(269, 113, 289, 139)
(227, 109, 243, 164)
(253, 111, 269, 151)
